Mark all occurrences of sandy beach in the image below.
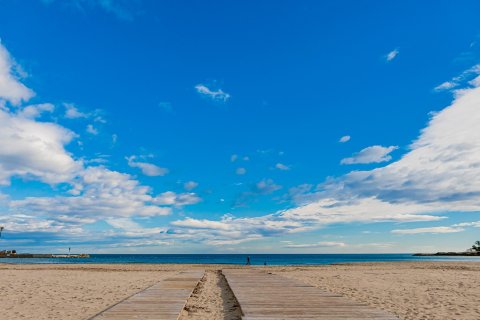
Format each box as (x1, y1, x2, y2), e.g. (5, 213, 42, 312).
(0, 262, 479, 320)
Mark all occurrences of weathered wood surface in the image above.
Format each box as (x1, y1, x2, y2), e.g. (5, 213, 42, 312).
(90, 270, 203, 320)
(223, 269, 399, 320)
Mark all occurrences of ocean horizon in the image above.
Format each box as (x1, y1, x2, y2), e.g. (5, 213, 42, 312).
(1, 253, 480, 265)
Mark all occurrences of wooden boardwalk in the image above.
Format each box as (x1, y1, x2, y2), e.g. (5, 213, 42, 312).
(90, 270, 203, 320)
(223, 269, 399, 320)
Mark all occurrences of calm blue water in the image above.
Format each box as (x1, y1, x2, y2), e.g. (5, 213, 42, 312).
(1, 254, 479, 265)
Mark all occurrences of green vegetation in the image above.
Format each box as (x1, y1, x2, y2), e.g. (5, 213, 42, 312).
(472, 241, 480, 252)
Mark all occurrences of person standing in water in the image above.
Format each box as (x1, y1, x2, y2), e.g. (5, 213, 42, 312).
(246, 256, 251, 265)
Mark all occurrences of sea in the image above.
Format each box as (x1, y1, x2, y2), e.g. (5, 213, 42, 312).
(1, 254, 480, 265)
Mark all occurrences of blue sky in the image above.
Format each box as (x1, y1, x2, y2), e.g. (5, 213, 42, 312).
(0, 0, 480, 253)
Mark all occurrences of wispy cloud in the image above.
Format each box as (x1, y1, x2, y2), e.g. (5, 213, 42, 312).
(392, 220, 480, 235)
(86, 124, 98, 135)
(434, 64, 480, 91)
(195, 84, 231, 103)
(284, 241, 346, 248)
(17, 103, 55, 119)
(64, 103, 87, 119)
(452, 221, 480, 228)
(275, 163, 290, 171)
(42, 0, 138, 21)
(341, 145, 398, 165)
(391, 226, 463, 234)
(184, 181, 198, 191)
(231, 154, 249, 162)
(234, 179, 282, 207)
(236, 167, 246, 175)
(255, 179, 282, 194)
(339, 135, 351, 143)
(153, 191, 201, 207)
(385, 48, 399, 62)
(126, 155, 168, 177)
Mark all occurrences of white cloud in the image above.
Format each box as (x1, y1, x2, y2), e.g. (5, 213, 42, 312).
(434, 65, 480, 91)
(171, 214, 301, 245)
(126, 155, 168, 176)
(236, 167, 246, 175)
(434, 81, 457, 91)
(184, 181, 198, 191)
(234, 179, 283, 207)
(153, 191, 201, 206)
(341, 145, 398, 165)
(392, 220, 480, 235)
(0, 214, 84, 235)
(339, 135, 351, 143)
(0, 42, 34, 105)
(284, 241, 346, 248)
(109, 239, 172, 248)
(10, 166, 174, 221)
(336, 74, 480, 206)
(452, 221, 480, 228)
(231, 154, 249, 162)
(280, 197, 446, 225)
(282, 70, 480, 225)
(385, 49, 399, 62)
(17, 103, 55, 119)
(391, 226, 463, 234)
(255, 179, 282, 194)
(275, 163, 290, 171)
(64, 103, 87, 119)
(0, 108, 81, 185)
(195, 84, 230, 102)
(86, 124, 98, 135)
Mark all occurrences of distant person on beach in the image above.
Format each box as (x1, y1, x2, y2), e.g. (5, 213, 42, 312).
(264, 261, 267, 266)
(246, 256, 251, 265)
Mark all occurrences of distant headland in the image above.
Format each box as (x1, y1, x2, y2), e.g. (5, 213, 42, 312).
(414, 240, 480, 257)
(0, 250, 90, 259)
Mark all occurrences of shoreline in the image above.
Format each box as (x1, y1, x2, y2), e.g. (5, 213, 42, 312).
(2, 258, 480, 267)
(2, 252, 480, 267)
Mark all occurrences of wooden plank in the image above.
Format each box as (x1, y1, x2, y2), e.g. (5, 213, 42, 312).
(223, 269, 399, 320)
(90, 270, 204, 320)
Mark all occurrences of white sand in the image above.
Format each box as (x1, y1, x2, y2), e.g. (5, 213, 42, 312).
(272, 262, 480, 320)
(179, 270, 242, 320)
(1, 262, 479, 319)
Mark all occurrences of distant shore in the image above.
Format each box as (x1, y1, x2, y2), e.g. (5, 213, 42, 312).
(0, 253, 90, 259)
(413, 251, 480, 256)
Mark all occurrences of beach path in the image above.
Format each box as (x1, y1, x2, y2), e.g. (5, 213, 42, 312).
(90, 270, 204, 320)
(223, 269, 399, 320)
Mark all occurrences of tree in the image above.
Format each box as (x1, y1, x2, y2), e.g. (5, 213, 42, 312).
(472, 241, 480, 252)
